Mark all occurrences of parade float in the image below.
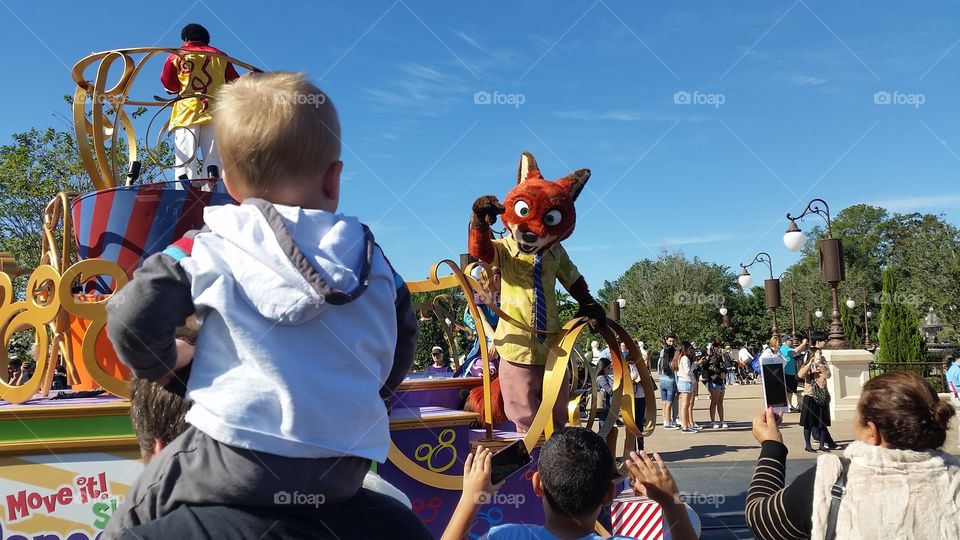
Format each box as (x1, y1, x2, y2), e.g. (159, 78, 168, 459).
(0, 47, 659, 539)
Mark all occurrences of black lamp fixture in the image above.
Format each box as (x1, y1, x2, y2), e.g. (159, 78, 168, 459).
(784, 199, 847, 349)
(779, 271, 798, 338)
(738, 252, 781, 337)
(608, 293, 627, 322)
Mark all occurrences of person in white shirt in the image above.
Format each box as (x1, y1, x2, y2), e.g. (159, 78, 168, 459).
(672, 341, 697, 433)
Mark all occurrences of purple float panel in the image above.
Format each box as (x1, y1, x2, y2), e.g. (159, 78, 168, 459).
(382, 406, 476, 537)
(390, 376, 482, 411)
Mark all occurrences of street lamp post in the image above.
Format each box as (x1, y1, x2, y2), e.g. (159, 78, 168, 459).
(739, 252, 781, 338)
(784, 199, 848, 349)
(609, 296, 626, 323)
(863, 293, 872, 350)
(779, 271, 798, 337)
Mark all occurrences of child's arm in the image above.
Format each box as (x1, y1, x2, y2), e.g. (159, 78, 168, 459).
(106, 250, 196, 382)
(441, 446, 496, 540)
(380, 277, 419, 409)
(625, 451, 697, 540)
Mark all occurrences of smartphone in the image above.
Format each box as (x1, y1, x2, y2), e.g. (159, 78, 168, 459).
(760, 357, 789, 414)
(490, 439, 532, 485)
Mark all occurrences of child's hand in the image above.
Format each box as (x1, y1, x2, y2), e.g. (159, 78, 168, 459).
(156, 339, 195, 387)
(625, 451, 681, 507)
(462, 445, 497, 504)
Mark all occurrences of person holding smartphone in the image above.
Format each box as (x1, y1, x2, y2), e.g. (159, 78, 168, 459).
(797, 347, 839, 452)
(779, 335, 808, 412)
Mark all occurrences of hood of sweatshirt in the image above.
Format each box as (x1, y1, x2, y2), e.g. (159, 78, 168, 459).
(200, 198, 374, 325)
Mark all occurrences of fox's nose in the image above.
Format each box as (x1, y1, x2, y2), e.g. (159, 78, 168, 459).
(521, 231, 539, 244)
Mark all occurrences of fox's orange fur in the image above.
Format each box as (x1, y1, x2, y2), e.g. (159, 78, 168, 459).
(465, 152, 601, 428)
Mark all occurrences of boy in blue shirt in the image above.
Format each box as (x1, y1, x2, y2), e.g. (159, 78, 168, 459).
(443, 427, 696, 539)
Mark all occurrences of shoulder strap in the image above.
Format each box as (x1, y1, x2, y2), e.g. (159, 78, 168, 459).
(824, 457, 851, 540)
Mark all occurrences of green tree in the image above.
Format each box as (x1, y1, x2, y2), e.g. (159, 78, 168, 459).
(729, 286, 775, 350)
(840, 301, 862, 347)
(411, 290, 471, 370)
(875, 267, 925, 363)
(0, 128, 90, 270)
(599, 251, 745, 348)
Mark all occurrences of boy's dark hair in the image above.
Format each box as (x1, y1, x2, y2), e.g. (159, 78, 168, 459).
(129, 378, 193, 461)
(537, 427, 615, 518)
(181, 23, 210, 44)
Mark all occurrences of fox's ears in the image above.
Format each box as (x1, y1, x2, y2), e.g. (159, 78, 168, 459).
(558, 168, 590, 201)
(516, 151, 590, 201)
(516, 151, 541, 184)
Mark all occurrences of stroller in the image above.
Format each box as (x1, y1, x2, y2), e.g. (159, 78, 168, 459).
(735, 355, 759, 384)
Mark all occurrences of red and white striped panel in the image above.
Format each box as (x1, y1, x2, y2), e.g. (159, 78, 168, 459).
(611, 491, 663, 540)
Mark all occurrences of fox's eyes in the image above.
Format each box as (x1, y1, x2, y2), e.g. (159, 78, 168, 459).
(544, 209, 563, 226)
(514, 200, 530, 217)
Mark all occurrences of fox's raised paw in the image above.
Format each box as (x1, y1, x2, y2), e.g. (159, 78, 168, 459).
(472, 195, 505, 226)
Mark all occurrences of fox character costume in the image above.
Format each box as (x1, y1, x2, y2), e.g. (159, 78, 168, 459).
(467, 152, 605, 432)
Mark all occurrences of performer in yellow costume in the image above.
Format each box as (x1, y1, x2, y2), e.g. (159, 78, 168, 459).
(160, 23, 239, 179)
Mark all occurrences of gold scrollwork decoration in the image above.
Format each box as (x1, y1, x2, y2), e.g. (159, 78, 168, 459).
(0, 265, 61, 403)
(58, 258, 130, 399)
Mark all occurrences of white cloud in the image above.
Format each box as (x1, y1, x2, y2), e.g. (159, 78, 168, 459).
(791, 74, 827, 86)
(869, 194, 960, 212)
(553, 109, 710, 123)
(659, 233, 737, 246)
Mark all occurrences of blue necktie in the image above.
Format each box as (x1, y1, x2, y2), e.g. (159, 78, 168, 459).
(533, 253, 546, 343)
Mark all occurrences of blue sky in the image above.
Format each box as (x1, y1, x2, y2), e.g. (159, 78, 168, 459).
(2, 1, 959, 288)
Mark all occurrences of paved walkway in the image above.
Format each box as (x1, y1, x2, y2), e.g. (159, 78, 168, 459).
(625, 381, 960, 463)
(605, 382, 960, 539)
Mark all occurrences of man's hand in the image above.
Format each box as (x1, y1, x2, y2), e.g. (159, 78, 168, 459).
(471, 196, 504, 228)
(625, 451, 681, 507)
(751, 408, 783, 444)
(155, 339, 195, 387)
(575, 301, 607, 332)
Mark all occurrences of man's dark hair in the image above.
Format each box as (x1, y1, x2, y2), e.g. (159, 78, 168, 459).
(537, 427, 615, 518)
(181, 23, 210, 44)
(128, 317, 199, 459)
(129, 378, 193, 461)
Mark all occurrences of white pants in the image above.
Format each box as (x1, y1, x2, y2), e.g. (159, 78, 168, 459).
(173, 124, 221, 180)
